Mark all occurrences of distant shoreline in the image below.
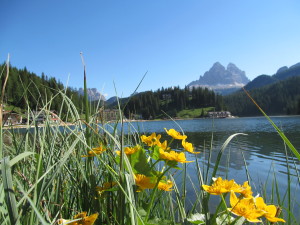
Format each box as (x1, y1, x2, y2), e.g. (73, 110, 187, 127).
(3, 115, 300, 130)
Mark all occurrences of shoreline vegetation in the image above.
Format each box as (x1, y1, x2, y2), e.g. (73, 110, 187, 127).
(1, 59, 298, 224)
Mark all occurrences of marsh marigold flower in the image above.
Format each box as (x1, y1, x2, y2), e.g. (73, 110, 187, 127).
(228, 191, 264, 223)
(182, 140, 200, 154)
(134, 174, 156, 191)
(158, 180, 173, 191)
(81, 145, 106, 157)
(141, 133, 162, 147)
(96, 182, 117, 195)
(159, 148, 193, 163)
(240, 181, 253, 198)
(202, 177, 243, 195)
(158, 140, 170, 151)
(58, 211, 98, 225)
(255, 197, 286, 223)
(164, 128, 187, 140)
(116, 145, 141, 156)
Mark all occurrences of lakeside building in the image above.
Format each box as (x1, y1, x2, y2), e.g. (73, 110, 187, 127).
(2, 110, 22, 126)
(29, 110, 60, 124)
(97, 109, 121, 122)
(207, 111, 232, 118)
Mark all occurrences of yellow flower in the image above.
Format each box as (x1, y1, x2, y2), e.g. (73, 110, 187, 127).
(58, 212, 99, 225)
(81, 145, 106, 157)
(96, 182, 117, 195)
(182, 140, 200, 154)
(202, 177, 243, 195)
(255, 197, 286, 223)
(164, 128, 187, 140)
(240, 181, 253, 198)
(159, 148, 193, 163)
(158, 140, 170, 151)
(158, 180, 173, 191)
(116, 145, 141, 155)
(134, 174, 156, 191)
(141, 133, 162, 147)
(228, 191, 264, 223)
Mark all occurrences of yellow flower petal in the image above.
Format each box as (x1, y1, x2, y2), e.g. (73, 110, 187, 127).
(255, 197, 286, 222)
(240, 181, 253, 198)
(141, 133, 161, 147)
(228, 191, 264, 223)
(158, 180, 173, 191)
(82, 213, 99, 225)
(81, 145, 106, 157)
(116, 145, 141, 156)
(58, 212, 98, 225)
(96, 182, 117, 195)
(164, 128, 187, 140)
(134, 174, 156, 191)
(182, 140, 200, 154)
(202, 177, 243, 195)
(159, 148, 193, 163)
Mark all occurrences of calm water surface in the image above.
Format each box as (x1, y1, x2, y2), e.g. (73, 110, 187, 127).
(122, 116, 300, 216)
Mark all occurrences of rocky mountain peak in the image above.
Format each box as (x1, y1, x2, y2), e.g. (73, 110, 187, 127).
(188, 62, 250, 95)
(209, 62, 226, 73)
(78, 88, 106, 101)
(227, 63, 239, 72)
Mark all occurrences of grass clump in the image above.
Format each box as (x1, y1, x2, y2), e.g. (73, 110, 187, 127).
(177, 107, 214, 118)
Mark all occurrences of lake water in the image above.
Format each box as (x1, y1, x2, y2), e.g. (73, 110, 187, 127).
(120, 116, 300, 217)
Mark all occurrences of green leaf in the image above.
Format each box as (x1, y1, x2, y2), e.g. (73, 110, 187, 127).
(187, 213, 206, 224)
(166, 160, 180, 169)
(131, 148, 152, 176)
(216, 214, 245, 225)
(150, 146, 160, 160)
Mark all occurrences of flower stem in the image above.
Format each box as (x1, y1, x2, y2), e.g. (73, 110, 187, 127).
(145, 166, 172, 222)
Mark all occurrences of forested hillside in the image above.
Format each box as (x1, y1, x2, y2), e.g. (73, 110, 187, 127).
(122, 86, 225, 119)
(243, 62, 300, 91)
(0, 63, 85, 118)
(1, 64, 225, 120)
(224, 76, 300, 116)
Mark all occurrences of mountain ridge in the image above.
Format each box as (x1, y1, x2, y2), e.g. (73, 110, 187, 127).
(78, 88, 106, 101)
(188, 62, 250, 95)
(244, 62, 300, 91)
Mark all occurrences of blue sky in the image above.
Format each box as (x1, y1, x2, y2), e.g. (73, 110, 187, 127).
(1, 1, 300, 98)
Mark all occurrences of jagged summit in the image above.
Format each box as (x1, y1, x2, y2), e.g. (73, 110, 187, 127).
(188, 62, 250, 95)
(78, 88, 106, 101)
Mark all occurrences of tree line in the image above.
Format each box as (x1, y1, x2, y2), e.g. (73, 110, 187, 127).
(122, 86, 225, 119)
(0, 63, 85, 119)
(224, 76, 300, 116)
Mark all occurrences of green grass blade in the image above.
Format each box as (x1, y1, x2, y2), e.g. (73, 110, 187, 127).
(1, 157, 19, 225)
(15, 179, 50, 225)
(9, 152, 35, 167)
(210, 133, 247, 182)
(243, 88, 300, 160)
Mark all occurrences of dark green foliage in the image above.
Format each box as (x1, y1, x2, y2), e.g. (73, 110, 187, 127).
(243, 74, 278, 90)
(0, 63, 85, 118)
(225, 76, 300, 116)
(122, 86, 224, 119)
(243, 63, 300, 91)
